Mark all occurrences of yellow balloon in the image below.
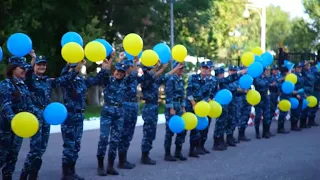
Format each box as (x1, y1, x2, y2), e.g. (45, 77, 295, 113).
(252, 47, 263, 56)
(246, 90, 261, 106)
(181, 112, 198, 130)
(172, 44, 187, 62)
(285, 73, 298, 84)
(208, 100, 222, 118)
(194, 101, 210, 117)
(123, 33, 143, 56)
(306, 96, 317, 107)
(61, 42, 84, 63)
(241, 52, 255, 67)
(140, 50, 159, 67)
(84, 41, 106, 62)
(11, 112, 39, 138)
(278, 100, 291, 112)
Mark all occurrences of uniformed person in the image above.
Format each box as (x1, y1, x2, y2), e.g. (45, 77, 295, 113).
(268, 65, 280, 137)
(277, 66, 290, 134)
(140, 63, 181, 165)
(185, 61, 213, 157)
(253, 68, 272, 139)
(60, 56, 112, 180)
(0, 57, 41, 180)
(164, 62, 187, 162)
(21, 52, 81, 180)
(96, 62, 128, 176)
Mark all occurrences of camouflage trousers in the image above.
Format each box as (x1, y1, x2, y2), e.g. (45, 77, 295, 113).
(22, 115, 50, 173)
(254, 96, 271, 128)
(118, 102, 138, 153)
(235, 96, 251, 130)
(225, 100, 236, 135)
(61, 113, 84, 164)
(269, 92, 278, 119)
(141, 103, 158, 152)
(291, 98, 302, 123)
(164, 103, 186, 150)
(213, 105, 228, 138)
(185, 104, 200, 144)
(97, 105, 124, 160)
(199, 117, 212, 143)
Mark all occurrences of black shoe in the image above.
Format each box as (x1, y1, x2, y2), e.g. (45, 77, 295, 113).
(291, 122, 302, 131)
(2, 174, 12, 180)
(213, 137, 224, 151)
(174, 145, 188, 161)
(61, 163, 75, 180)
(195, 140, 206, 155)
(118, 151, 135, 169)
(200, 140, 210, 154)
(267, 125, 276, 137)
(262, 125, 270, 139)
(226, 135, 236, 147)
(164, 149, 177, 161)
(300, 118, 308, 128)
(70, 162, 85, 180)
(20, 171, 29, 180)
(141, 151, 156, 165)
(232, 136, 240, 144)
(189, 140, 200, 157)
(255, 127, 261, 139)
(28, 171, 39, 180)
(97, 156, 107, 176)
(238, 129, 251, 142)
(106, 159, 119, 175)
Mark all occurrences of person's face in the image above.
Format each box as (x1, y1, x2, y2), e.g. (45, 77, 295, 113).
(207, 67, 213, 75)
(13, 66, 27, 79)
(200, 66, 208, 75)
(304, 63, 310, 70)
(295, 67, 302, 73)
(176, 67, 184, 76)
(34, 62, 47, 75)
(272, 69, 278, 75)
(263, 69, 268, 76)
(114, 69, 125, 80)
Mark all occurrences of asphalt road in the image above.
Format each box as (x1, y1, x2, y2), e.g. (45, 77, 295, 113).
(11, 118, 320, 180)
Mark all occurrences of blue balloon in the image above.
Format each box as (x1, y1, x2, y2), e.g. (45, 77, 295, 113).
(125, 51, 142, 60)
(0, 47, 3, 61)
(289, 97, 299, 109)
(94, 39, 113, 57)
(61, 32, 83, 47)
(196, 116, 209, 130)
(7, 33, 32, 57)
(168, 115, 185, 133)
(153, 43, 171, 64)
(254, 55, 263, 64)
(44, 102, 68, 125)
(261, 52, 274, 67)
(281, 81, 295, 94)
(302, 99, 308, 110)
(247, 62, 263, 78)
(215, 89, 232, 105)
(239, 74, 253, 89)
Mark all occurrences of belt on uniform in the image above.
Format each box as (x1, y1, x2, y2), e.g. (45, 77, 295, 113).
(67, 108, 85, 113)
(124, 98, 138, 103)
(104, 101, 122, 107)
(12, 108, 24, 113)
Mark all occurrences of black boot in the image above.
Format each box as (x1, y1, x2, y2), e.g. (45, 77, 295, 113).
(262, 124, 270, 139)
(164, 148, 176, 161)
(221, 136, 228, 150)
(308, 117, 319, 127)
(238, 128, 251, 142)
(213, 137, 224, 151)
(277, 123, 290, 134)
(231, 131, 240, 144)
(2, 174, 12, 180)
(255, 127, 261, 139)
(19, 171, 29, 180)
(300, 118, 308, 128)
(200, 140, 210, 153)
(174, 145, 187, 161)
(195, 140, 205, 155)
(266, 124, 276, 137)
(106, 159, 119, 175)
(140, 151, 156, 165)
(227, 134, 236, 146)
(28, 171, 39, 180)
(70, 162, 84, 180)
(189, 140, 199, 158)
(291, 121, 301, 131)
(97, 156, 107, 176)
(118, 151, 135, 169)
(61, 163, 74, 180)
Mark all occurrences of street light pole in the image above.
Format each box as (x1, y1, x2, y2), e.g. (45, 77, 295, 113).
(170, 0, 175, 69)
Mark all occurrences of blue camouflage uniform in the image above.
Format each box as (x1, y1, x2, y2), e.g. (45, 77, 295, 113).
(21, 56, 78, 178)
(199, 61, 217, 153)
(301, 62, 318, 127)
(60, 62, 109, 179)
(277, 66, 291, 133)
(290, 62, 305, 131)
(268, 65, 280, 121)
(164, 62, 187, 161)
(235, 66, 251, 142)
(97, 63, 127, 175)
(141, 66, 170, 164)
(225, 65, 240, 146)
(185, 61, 213, 157)
(0, 57, 41, 179)
(253, 69, 271, 138)
(314, 67, 320, 124)
(213, 67, 228, 151)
